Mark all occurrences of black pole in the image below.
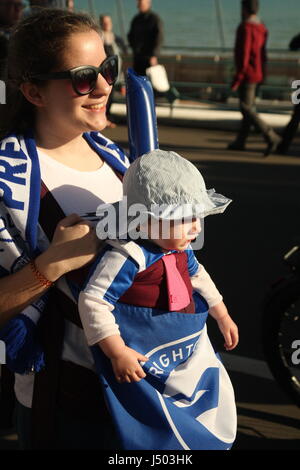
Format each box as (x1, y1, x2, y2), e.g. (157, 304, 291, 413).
(215, 0, 226, 48)
(88, 0, 95, 18)
(116, 0, 127, 44)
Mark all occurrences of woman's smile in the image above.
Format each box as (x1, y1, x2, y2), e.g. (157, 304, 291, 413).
(82, 102, 107, 113)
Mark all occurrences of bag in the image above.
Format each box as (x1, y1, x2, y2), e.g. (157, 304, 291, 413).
(91, 294, 237, 450)
(146, 64, 170, 93)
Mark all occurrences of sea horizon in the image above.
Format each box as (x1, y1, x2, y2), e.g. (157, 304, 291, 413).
(75, 0, 300, 51)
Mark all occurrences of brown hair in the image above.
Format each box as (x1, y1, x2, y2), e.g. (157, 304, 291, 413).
(0, 8, 100, 138)
(242, 0, 259, 14)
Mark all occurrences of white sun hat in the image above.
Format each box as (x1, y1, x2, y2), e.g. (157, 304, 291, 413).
(95, 149, 232, 239)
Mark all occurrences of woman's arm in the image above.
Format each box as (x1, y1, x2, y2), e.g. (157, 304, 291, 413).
(0, 214, 102, 327)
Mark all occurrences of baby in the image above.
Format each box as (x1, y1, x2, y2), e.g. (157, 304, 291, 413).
(79, 150, 239, 383)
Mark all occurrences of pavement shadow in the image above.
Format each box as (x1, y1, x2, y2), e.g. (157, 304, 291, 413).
(113, 139, 276, 158)
(234, 434, 300, 450)
(227, 371, 300, 450)
(195, 158, 300, 450)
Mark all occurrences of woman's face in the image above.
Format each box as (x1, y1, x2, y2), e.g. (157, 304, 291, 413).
(35, 29, 111, 137)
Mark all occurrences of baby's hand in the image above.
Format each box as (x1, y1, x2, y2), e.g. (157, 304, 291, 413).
(209, 302, 239, 351)
(111, 346, 149, 384)
(216, 314, 239, 351)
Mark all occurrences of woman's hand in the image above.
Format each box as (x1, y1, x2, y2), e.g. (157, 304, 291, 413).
(0, 214, 103, 325)
(149, 56, 158, 66)
(36, 213, 103, 282)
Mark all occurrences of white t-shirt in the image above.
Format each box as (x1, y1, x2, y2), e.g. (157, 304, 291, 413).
(14, 150, 123, 408)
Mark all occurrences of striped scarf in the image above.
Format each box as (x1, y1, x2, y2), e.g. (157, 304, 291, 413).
(0, 130, 129, 373)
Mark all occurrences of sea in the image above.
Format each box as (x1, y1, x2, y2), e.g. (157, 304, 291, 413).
(75, 0, 300, 51)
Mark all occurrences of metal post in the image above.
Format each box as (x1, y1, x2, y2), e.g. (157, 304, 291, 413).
(215, 0, 226, 49)
(88, 0, 95, 18)
(115, 0, 127, 44)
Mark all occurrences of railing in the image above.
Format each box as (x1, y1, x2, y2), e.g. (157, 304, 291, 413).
(121, 48, 300, 104)
(161, 45, 300, 57)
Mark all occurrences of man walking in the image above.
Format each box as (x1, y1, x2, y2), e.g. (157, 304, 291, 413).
(228, 0, 280, 156)
(128, 0, 163, 75)
(276, 34, 300, 154)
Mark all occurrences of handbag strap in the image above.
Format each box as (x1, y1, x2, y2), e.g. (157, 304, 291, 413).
(32, 182, 81, 448)
(39, 181, 83, 328)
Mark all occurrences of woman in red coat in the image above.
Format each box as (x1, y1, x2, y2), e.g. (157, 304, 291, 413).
(228, 0, 281, 156)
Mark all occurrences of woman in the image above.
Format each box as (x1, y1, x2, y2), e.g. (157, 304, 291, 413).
(0, 9, 130, 449)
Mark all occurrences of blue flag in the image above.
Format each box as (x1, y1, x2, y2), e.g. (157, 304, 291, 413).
(91, 293, 237, 450)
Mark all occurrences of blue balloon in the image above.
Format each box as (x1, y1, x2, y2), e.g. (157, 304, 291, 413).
(126, 68, 159, 161)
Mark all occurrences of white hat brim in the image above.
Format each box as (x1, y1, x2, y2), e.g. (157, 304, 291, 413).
(94, 188, 232, 239)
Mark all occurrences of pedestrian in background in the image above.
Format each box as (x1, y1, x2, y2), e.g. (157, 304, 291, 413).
(127, 0, 163, 76)
(228, 0, 280, 156)
(0, 0, 25, 71)
(276, 33, 300, 155)
(66, 0, 73, 11)
(100, 13, 126, 128)
(0, 0, 24, 37)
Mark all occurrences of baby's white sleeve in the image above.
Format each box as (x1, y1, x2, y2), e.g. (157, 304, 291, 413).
(78, 292, 119, 346)
(190, 264, 223, 308)
(78, 248, 139, 346)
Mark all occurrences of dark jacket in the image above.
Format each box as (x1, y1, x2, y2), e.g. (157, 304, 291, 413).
(289, 33, 300, 51)
(128, 10, 163, 58)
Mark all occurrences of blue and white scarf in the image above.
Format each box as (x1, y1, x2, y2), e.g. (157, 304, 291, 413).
(0, 130, 129, 373)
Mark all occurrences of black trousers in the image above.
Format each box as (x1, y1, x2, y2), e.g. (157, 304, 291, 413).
(16, 399, 120, 450)
(0, 365, 15, 429)
(133, 55, 151, 76)
(235, 82, 271, 144)
(278, 102, 300, 152)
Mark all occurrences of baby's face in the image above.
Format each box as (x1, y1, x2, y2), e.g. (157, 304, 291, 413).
(146, 217, 201, 252)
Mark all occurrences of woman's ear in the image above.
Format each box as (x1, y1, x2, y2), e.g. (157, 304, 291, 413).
(19, 82, 45, 107)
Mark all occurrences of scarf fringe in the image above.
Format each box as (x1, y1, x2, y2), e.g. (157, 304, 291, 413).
(0, 314, 45, 374)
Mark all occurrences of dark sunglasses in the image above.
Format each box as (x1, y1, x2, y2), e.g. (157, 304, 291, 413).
(31, 55, 118, 96)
